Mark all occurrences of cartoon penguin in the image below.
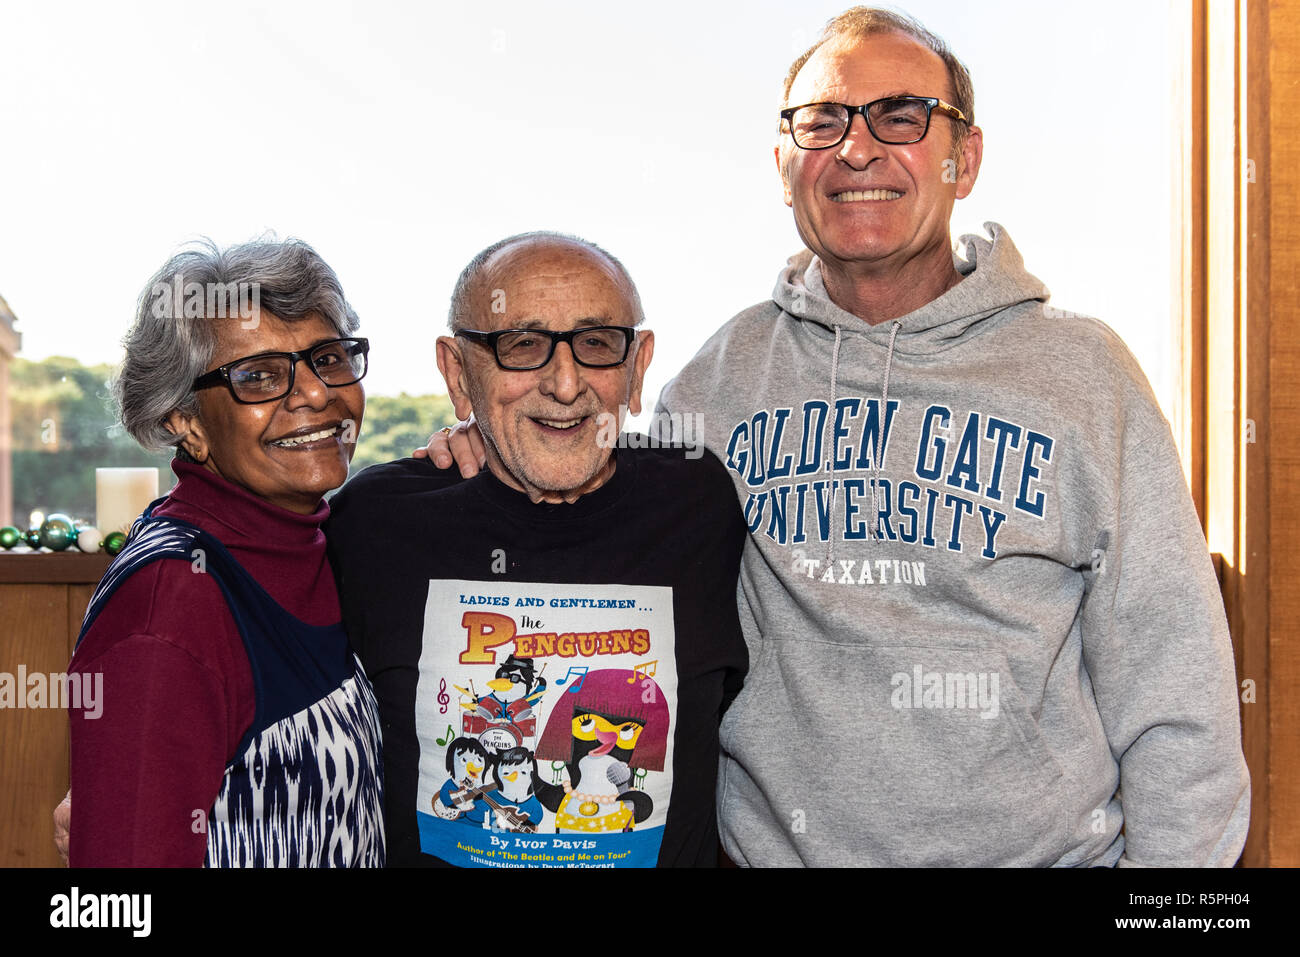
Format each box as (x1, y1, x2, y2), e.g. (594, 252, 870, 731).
(463, 655, 548, 746)
(564, 711, 652, 830)
(466, 746, 546, 832)
(534, 669, 670, 833)
(432, 736, 490, 821)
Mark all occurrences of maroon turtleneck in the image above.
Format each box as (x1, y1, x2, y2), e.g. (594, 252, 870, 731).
(68, 461, 342, 867)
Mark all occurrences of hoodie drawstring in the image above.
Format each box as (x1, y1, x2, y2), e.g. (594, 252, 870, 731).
(873, 320, 902, 542)
(825, 325, 843, 567)
(827, 318, 901, 560)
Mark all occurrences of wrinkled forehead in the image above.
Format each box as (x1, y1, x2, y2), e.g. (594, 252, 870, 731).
(471, 240, 637, 330)
(788, 31, 953, 107)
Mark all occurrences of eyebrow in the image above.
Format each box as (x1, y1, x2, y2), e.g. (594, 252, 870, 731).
(792, 91, 919, 109)
(232, 337, 342, 358)
(812, 91, 916, 103)
(510, 317, 611, 329)
(214, 337, 348, 369)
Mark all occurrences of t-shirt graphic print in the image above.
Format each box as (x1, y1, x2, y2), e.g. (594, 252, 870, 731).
(414, 580, 676, 868)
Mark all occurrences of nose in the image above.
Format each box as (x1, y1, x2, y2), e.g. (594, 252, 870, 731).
(284, 357, 331, 409)
(539, 341, 584, 404)
(837, 111, 885, 170)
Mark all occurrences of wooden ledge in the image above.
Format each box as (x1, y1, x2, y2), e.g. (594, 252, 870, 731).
(0, 552, 113, 584)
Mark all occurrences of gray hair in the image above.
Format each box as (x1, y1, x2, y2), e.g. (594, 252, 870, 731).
(114, 237, 360, 452)
(447, 231, 645, 332)
(780, 7, 974, 158)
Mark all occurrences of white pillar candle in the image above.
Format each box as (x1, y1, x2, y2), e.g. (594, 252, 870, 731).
(95, 467, 159, 536)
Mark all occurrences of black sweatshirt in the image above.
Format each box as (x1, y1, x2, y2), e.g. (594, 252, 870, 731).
(326, 446, 747, 867)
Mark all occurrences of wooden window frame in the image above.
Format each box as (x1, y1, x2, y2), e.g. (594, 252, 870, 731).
(1180, 0, 1298, 867)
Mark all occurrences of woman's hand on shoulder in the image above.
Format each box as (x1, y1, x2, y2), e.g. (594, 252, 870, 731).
(412, 417, 486, 477)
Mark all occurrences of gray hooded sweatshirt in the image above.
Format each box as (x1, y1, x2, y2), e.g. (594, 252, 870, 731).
(656, 223, 1249, 867)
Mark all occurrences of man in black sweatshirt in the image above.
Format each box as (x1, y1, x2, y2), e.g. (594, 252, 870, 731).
(327, 232, 747, 868)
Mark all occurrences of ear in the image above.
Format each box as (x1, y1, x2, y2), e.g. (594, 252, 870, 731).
(775, 144, 793, 207)
(436, 336, 476, 421)
(624, 330, 655, 417)
(163, 409, 210, 463)
(955, 124, 983, 200)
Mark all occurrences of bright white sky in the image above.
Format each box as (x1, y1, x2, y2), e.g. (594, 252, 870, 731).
(0, 0, 1176, 422)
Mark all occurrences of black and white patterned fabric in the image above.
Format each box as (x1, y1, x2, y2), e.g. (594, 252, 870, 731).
(77, 509, 386, 867)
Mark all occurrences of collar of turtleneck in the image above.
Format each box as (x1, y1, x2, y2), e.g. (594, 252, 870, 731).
(158, 460, 330, 547)
(151, 460, 338, 625)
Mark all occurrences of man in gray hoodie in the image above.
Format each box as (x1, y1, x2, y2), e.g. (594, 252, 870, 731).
(428, 7, 1249, 867)
(653, 7, 1249, 866)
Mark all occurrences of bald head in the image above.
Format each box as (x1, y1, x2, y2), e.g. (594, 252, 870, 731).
(448, 231, 645, 333)
(434, 230, 656, 504)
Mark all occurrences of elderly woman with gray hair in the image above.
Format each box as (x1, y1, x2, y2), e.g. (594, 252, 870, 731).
(65, 238, 384, 866)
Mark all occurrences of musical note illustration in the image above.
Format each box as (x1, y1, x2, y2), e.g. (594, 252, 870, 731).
(435, 723, 455, 746)
(555, 665, 589, 693)
(437, 678, 451, 714)
(627, 659, 659, 683)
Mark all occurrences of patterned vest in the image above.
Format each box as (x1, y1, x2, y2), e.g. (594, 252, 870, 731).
(77, 509, 386, 867)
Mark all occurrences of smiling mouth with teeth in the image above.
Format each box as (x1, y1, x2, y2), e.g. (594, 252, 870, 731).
(534, 417, 585, 431)
(270, 426, 340, 448)
(832, 189, 903, 202)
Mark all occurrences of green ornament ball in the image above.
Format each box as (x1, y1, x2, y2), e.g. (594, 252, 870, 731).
(0, 526, 22, 549)
(103, 531, 127, 556)
(39, 514, 77, 551)
(26, 528, 42, 549)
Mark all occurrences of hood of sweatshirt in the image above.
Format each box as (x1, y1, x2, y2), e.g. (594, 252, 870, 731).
(772, 221, 1051, 354)
(769, 222, 1051, 547)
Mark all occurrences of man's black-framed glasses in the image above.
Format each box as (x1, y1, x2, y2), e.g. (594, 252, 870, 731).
(456, 326, 636, 371)
(192, 336, 370, 404)
(780, 96, 969, 149)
